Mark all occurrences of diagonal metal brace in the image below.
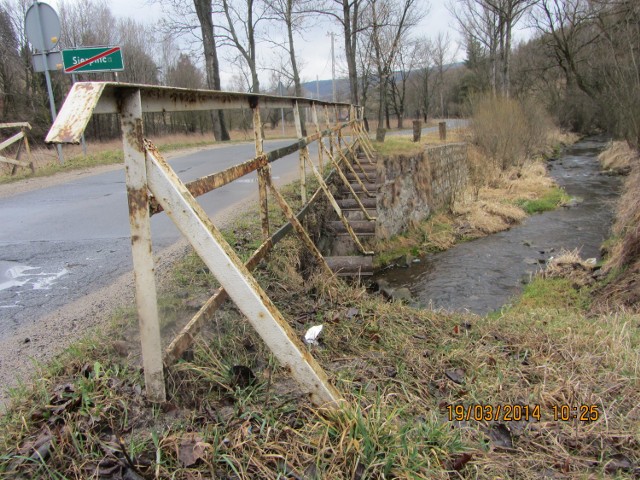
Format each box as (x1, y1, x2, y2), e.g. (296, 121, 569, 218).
(144, 145, 342, 408)
(265, 165, 333, 274)
(302, 151, 374, 255)
(319, 141, 377, 222)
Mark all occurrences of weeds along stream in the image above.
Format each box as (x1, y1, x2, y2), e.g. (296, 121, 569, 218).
(373, 136, 622, 315)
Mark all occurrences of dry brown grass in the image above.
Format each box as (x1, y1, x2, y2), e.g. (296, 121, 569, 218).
(598, 140, 637, 174)
(2, 231, 638, 478)
(541, 249, 597, 287)
(593, 154, 640, 311)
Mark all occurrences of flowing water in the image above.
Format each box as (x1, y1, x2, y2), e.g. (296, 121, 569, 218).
(373, 137, 622, 315)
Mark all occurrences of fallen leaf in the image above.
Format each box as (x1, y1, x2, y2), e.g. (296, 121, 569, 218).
(178, 433, 211, 467)
(453, 325, 460, 334)
(604, 454, 634, 474)
(445, 368, 465, 384)
(345, 307, 359, 319)
(449, 452, 473, 471)
(488, 424, 513, 449)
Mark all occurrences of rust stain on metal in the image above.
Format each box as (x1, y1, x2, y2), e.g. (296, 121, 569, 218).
(46, 82, 106, 144)
(149, 151, 267, 216)
(127, 187, 150, 223)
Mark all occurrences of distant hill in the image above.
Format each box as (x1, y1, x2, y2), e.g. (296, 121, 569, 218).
(301, 62, 465, 101)
(300, 78, 351, 101)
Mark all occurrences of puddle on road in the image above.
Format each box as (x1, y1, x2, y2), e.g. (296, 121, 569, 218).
(373, 137, 622, 315)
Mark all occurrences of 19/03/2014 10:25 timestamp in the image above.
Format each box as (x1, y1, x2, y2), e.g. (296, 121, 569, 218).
(446, 404, 601, 422)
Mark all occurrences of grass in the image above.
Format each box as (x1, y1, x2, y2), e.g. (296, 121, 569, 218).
(1, 132, 637, 478)
(0, 149, 123, 184)
(372, 128, 468, 157)
(2, 230, 638, 478)
(515, 186, 569, 214)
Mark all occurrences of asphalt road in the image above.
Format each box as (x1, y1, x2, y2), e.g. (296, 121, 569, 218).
(0, 139, 323, 336)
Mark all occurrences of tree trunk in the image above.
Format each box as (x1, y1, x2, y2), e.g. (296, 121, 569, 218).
(342, 0, 359, 105)
(287, 1, 306, 135)
(194, 0, 230, 141)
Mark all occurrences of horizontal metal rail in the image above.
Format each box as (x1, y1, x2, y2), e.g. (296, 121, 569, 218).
(46, 82, 351, 145)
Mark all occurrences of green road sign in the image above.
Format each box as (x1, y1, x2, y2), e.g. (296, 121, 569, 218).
(62, 46, 124, 73)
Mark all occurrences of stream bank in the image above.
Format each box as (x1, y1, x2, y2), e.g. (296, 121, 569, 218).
(373, 136, 621, 315)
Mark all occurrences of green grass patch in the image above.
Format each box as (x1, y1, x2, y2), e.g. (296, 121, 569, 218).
(515, 186, 569, 214)
(516, 277, 592, 311)
(372, 136, 424, 157)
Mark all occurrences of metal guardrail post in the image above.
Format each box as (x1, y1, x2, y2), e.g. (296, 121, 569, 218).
(119, 89, 166, 403)
(334, 106, 342, 150)
(253, 104, 270, 240)
(323, 106, 334, 158)
(310, 104, 324, 172)
(44, 81, 368, 409)
(293, 101, 308, 203)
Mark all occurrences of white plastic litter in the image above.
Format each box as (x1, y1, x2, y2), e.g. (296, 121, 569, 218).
(304, 325, 324, 345)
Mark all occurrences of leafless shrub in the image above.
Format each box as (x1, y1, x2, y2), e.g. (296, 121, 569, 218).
(469, 95, 552, 170)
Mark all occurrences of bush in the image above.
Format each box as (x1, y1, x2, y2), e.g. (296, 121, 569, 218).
(469, 95, 552, 170)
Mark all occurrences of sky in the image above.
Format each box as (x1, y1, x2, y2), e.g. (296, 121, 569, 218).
(45, 0, 465, 90)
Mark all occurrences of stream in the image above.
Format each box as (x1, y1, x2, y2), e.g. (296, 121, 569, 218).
(373, 137, 622, 315)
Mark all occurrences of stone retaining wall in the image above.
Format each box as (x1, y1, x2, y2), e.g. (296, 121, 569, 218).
(376, 143, 468, 239)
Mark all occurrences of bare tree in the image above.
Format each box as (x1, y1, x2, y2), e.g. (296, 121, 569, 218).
(388, 38, 419, 128)
(0, 5, 21, 119)
(450, 0, 500, 93)
(485, 0, 537, 96)
(157, 0, 230, 140)
(194, 0, 231, 140)
(431, 32, 455, 118)
(530, 0, 600, 99)
(312, 0, 365, 104)
(411, 36, 434, 122)
(219, 0, 273, 93)
(366, 0, 423, 140)
(117, 18, 160, 84)
(452, 0, 535, 96)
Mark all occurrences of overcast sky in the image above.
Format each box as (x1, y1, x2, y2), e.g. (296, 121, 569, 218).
(43, 0, 527, 90)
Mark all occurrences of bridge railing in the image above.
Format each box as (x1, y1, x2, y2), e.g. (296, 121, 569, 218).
(46, 82, 376, 407)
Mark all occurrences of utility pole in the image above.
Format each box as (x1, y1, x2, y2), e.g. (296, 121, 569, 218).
(328, 32, 336, 102)
(316, 75, 320, 100)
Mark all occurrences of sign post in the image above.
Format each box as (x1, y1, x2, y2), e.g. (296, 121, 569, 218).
(25, 1, 64, 164)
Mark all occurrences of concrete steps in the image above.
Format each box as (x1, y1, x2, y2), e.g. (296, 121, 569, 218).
(326, 256, 373, 276)
(338, 182, 379, 195)
(322, 153, 378, 276)
(337, 197, 377, 210)
(327, 220, 376, 237)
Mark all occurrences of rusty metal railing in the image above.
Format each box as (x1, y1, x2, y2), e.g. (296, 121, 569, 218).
(0, 123, 34, 175)
(46, 82, 376, 407)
